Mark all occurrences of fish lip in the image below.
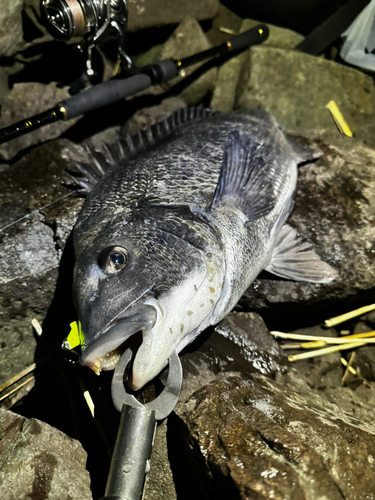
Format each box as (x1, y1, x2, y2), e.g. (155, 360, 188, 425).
(80, 306, 156, 374)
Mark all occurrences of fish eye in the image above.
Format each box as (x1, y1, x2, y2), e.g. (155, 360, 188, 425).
(98, 246, 128, 274)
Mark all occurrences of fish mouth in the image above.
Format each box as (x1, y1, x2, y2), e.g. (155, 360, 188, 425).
(80, 306, 157, 376)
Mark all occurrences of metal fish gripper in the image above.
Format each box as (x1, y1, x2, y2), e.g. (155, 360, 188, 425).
(100, 348, 183, 500)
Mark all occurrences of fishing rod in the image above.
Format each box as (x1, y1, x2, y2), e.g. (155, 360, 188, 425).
(0, 25, 268, 146)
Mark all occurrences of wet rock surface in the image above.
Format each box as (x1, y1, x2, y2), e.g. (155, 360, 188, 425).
(0, 408, 92, 500)
(167, 314, 375, 500)
(144, 420, 177, 500)
(177, 373, 375, 500)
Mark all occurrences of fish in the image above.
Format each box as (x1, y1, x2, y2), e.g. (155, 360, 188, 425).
(69, 107, 336, 390)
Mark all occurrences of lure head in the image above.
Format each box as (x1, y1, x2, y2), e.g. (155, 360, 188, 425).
(63, 321, 84, 351)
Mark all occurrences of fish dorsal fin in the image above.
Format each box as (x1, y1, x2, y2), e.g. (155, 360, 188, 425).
(265, 224, 337, 283)
(210, 130, 275, 221)
(69, 107, 214, 195)
(286, 134, 322, 165)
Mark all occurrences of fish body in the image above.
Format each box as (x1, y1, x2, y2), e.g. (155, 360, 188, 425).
(72, 108, 335, 389)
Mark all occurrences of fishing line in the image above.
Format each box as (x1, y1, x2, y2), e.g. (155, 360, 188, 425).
(0, 191, 75, 233)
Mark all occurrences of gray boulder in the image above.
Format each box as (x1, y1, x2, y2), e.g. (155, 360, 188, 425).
(127, 0, 220, 31)
(0, 83, 81, 162)
(237, 46, 375, 132)
(0, 1, 24, 57)
(0, 138, 85, 387)
(134, 17, 217, 105)
(211, 18, 304, 113)
(0, 408, 92, 500)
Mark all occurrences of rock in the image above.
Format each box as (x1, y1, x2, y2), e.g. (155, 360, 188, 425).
(176, 372, 375, 499)
(144, 420, 177, 500)
(0, 408, 92, 500)
(350, 112, 375, 151)
(0, 269, 59, 388)
(0, 138, 85, 386)
(205, 5, 246, 113)
(160, 17, 217, 104)
(360, 310, 375, 327)
(134, 17, 217, 105)
(0, 83, 81, 162)
(325, 382, 375, 427)
(242, 131, 375, 324)
(211, 19, 304, 113)
(23, 0, 51, 40)
(121, 97, 186, 136)
(210, 51, 247, 113)
(170, 311, 375, 500)
(0, 62, 24, 103)
(348, 322, 375, 382)
(127, 0, 220, 32)
(0, 216, 59, 285)
(205, 3, 243, 47)
(213, 312, 287, 377)
(353, 321, 373, 336)
(180, 312, 287, 396)
(132, 44, 165, 68)
(236, 46, 375, 132)
(0, 137, 85, 266)
(0, 0, 24, 57)
(283, 326, 344, 389)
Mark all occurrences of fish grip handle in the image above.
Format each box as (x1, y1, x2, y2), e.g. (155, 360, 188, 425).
(99, 404, 156, 500)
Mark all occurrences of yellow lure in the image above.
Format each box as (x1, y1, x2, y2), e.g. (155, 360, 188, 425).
(325, 100, 353, 138)
(62, 321, 85, 350)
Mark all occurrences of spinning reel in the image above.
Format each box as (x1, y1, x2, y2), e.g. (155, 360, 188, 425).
(40, 0, 132, 80)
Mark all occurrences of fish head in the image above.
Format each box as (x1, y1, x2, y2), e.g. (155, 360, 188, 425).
(73, 210, 224, 390)
(73, 226, 157, 376)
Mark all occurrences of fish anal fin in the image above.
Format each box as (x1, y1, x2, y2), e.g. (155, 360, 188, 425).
(211, 130, 275, 221)
(286, 134, 322, 165)
(266, 224, 337, 283)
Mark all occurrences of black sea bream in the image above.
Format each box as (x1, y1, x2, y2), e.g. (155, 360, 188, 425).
(71, 108, 335, 390)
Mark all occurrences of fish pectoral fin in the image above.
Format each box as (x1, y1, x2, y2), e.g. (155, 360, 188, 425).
(210, 130, 275, 221)
(265, 224, 337, 283)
